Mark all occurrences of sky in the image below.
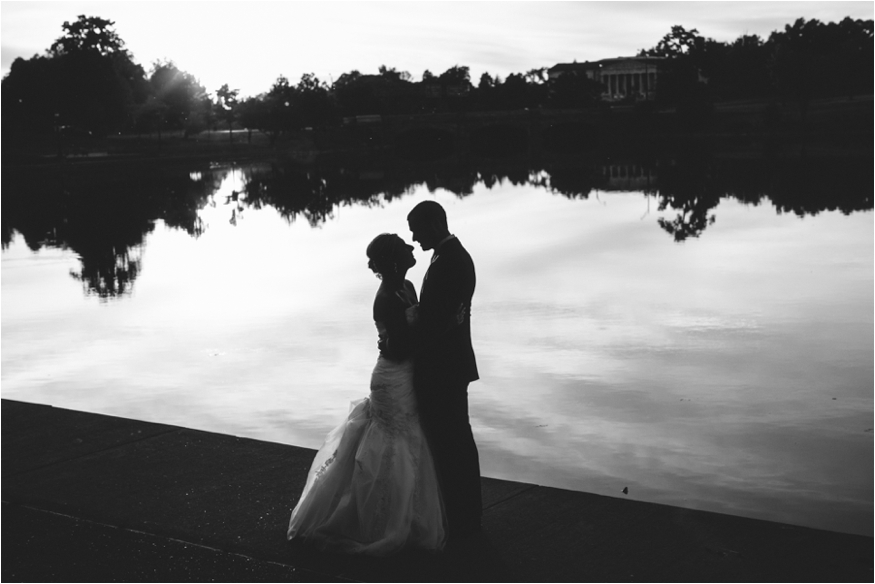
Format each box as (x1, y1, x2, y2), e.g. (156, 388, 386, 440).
(1, 1, 872, 98)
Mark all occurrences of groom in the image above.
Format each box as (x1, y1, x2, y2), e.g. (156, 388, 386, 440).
(407, 200, 482, 538)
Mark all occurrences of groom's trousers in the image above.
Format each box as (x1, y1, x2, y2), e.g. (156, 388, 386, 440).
(417, 379, 482, 535)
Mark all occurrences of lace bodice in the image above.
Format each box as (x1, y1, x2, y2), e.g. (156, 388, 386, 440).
(373, 280, 418, 361)
(368, 357, 419, 436)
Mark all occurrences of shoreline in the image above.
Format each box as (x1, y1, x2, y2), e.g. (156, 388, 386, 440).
(3, 398, 872, 582)
(3, 95, 871, 169)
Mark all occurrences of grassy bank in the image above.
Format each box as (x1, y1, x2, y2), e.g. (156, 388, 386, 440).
(3, 95, 871, 167)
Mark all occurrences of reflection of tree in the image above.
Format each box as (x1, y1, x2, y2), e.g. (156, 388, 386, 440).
(71, 246, 143, 298)
(241, 163, 388, 227)
(3, 164, 222, 299)
(232, 152, 870, 242)
(653, 155, 721, 242)
(656, 197, 717, 241)
(158, 169, 224, 237)
(765, 156, 873, 217)
(674, 155, 873, 220)
(36, 174, 157, 298)
(544, 164, 601, 199)
(4, 149, 872, 301)
(645, 152, 872, 242)
(1, 222, 14, 250)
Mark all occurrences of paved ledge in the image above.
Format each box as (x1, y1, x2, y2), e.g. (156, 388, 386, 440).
(2, 399, 871, 582)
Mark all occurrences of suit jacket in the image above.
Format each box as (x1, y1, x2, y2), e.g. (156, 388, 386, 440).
(416, 236, 479, 385)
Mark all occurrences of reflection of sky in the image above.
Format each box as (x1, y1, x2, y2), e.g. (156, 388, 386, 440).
(2, 172, 872, 536)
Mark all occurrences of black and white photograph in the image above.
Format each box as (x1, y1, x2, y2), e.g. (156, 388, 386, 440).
(2, 1, 872, 581)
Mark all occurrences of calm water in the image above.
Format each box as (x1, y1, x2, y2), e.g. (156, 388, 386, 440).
(2, 154, 872, 536)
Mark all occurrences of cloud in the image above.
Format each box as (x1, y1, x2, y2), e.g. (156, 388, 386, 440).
(2, 1, 872, 96)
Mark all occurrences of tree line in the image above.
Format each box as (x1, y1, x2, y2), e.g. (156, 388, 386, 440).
(5, 150, 870, 297)
(639, 20, 873, 118)
(2, 15, 871, 142)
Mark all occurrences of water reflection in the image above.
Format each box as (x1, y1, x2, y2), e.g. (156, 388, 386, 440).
(2, 153, 872, 537)
(2, 151, 871, 299)
(2, 163, 225, 299)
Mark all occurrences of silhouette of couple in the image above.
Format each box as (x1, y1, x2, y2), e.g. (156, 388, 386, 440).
(288, 201, 481, 554)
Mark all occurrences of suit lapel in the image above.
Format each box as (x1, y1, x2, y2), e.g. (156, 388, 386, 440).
(422, 237, 457, 292)
(423, 245, 442, 287)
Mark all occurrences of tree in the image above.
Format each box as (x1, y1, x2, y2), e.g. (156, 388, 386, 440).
(642, 25, 704, 58)
(265, 75, 298, 137)
(525, 68, 547, 84)
(49, 14, 148, 131)
(378, 65, 412, 83)
(49, 15, 127, 57)
(295, 73, 337, 127)
(215, 84, 239, 142)
(438, 65, 471, 88)
(435, 65, 472, 112)
(635, 17, 873, 106)
(237, 76, 299, 146)
(236, 96, 266, 144)
(498, 72, 530, 109)
(192, 93, 217, 134)
(834, 17, 874, 97)
(547, 71, 602, 109)
(639, 25, 714, 118)
(767, 18, 874, 117)
(2, 15, 147, 137)
(134, 96, 168, 143)
(473, 72, 499, 110)
(720, 34, 771, 99)
(333, 70, 381, 116)
(2, 55, 59, 135)
(147, 60, 207, 135)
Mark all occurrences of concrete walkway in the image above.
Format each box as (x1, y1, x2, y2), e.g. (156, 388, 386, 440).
(2, 399, 871, 582)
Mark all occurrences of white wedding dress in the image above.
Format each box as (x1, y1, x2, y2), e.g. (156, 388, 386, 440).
(287, 356, 446, 555)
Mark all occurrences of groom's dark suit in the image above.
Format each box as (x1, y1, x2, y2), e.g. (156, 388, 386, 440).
(414, 235, 482, 535)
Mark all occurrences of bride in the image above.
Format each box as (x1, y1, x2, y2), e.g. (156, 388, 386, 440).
(287, 233, 446, 555)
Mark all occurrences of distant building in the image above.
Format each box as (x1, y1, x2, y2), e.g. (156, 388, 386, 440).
(601, 163, 657, 191)
(547, 61, 600, 82)
(598, 56, 663, 101)
(549, 56, 665, 102)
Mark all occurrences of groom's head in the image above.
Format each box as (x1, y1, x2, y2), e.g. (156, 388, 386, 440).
(408, 201, 450, 251)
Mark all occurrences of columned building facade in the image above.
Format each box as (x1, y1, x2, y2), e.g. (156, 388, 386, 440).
(548, 56, 665, 102)
(598, 57, 663, 102)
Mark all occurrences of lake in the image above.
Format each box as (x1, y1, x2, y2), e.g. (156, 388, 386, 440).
(2, 151, 872, 536)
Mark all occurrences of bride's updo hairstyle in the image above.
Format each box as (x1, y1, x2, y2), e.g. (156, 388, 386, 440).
(367, 233, 403, 279)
